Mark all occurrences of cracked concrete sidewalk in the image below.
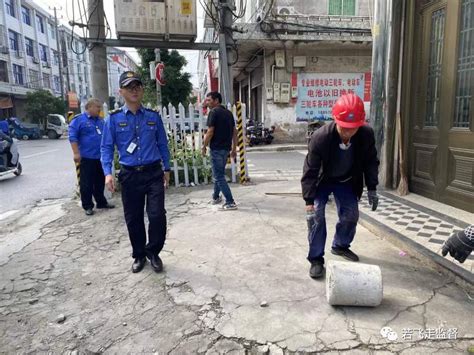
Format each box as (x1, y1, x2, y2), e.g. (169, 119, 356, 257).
(0, 179, 473, 354)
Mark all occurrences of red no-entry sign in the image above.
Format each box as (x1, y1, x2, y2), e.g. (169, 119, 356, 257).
(155, 62, 165, 86)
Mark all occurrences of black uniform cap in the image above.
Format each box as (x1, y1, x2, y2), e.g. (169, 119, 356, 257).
(119, 71, 143, 88)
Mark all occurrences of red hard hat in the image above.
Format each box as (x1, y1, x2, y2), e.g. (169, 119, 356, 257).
(332, 93, 366, 128)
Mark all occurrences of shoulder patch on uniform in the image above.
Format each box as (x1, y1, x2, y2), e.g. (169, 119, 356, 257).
(109, 108, 122, 115)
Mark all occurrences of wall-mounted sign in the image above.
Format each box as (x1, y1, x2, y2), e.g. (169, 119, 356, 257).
(296, 73, 370, 122)
(181, 0, 192, 15)
(114, 0, 197, 40)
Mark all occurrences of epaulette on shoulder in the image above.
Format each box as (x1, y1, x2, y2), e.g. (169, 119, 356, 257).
(145, 107, 158, 113)
(109, 108, 122, 115)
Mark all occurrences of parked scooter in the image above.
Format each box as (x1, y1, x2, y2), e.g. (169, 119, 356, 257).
(0, 121, 22, 178)
(246, 120, 275, 146)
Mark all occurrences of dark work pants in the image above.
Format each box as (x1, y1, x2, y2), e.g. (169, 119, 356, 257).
(79, 158, 108, 210)
(307, 181, 359, 263)
(119, 167, 167, 259)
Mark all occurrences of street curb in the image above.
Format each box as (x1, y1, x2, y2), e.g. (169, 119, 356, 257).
(359, 211, 474, 289)
(246, 145, 307, 153)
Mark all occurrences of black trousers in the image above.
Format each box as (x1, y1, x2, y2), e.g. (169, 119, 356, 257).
(119, 166, 167, 259)
(79, 158, 108, 210)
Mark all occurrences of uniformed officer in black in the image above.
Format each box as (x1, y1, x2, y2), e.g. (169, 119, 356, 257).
(69, 98, 115, 216)
(101, 71, 171, 273)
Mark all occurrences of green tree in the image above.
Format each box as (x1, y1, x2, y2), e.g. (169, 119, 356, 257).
(137, 49, 193, 108)
(25, 90, 66, 123)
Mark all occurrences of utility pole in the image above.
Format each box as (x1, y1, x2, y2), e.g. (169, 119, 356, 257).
(218, 0, 234, 105)
(384, 0, 403, 189)
(370, 0, 387, 185)
(88, 0, 108, 105)
(50, 6, 65, 100)
(155, 49, 162, 109)
(370, 0, 403, 189)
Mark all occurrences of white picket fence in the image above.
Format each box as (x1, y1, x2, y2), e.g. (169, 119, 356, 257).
(161, 103, 248, 187)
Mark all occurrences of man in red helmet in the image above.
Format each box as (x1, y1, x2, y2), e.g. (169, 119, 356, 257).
(301, 93, 379, 279)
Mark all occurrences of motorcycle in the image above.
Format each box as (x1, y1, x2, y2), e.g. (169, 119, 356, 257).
(0, 121, 22, 178)
(246, 120, 275, 147)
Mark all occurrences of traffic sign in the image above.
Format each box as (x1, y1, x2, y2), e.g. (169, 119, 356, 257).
(155, 62, 165, 86)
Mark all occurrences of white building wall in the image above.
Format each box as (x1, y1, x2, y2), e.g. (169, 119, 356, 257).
(0, 0, 97, 119)
(106, 48, 139, 104)
(260, 48, 372, 142)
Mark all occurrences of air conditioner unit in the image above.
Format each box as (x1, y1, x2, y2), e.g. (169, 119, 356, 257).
(33, 57, 40, 64)
(42, 62, 50, 68)
(0, 46, 9, 54)
(276, 6, 295, 16)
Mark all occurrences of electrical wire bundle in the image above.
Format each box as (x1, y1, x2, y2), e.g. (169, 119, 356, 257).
(66, 0, 113, 54)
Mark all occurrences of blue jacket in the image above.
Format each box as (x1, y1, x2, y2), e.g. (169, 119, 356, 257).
(100, 105, 170, 176)
(68, 113, 105, 160)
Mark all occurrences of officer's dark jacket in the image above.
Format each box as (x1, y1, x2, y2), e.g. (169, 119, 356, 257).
(301, 121, 379, 205)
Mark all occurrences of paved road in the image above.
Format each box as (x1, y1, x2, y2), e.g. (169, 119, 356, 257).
(0, 142, 307, 214)
(0, 138, 76, 214)
(247, 150, 307, 181)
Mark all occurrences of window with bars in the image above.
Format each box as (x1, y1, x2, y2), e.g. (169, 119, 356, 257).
(0, 61, 9, 83)
(39, 44, 48, 62)
(8, 30, 19, 52)
(329, 0, 356, 16)
(21, 6, 31, 25)
(25, 37, 34, 57)
(36, 15, 45, 34)
(29, 69, 40, 88)
(5, 0, 16, 18)
(453, 0, 473, 128)
(13, 64, 24, 85)
(425, 8, 446, 127)
(49, 23, 56, 40)
(43, 73, 51, 89)
(52, 50, 59, 66)
(53, 75, 60, 92)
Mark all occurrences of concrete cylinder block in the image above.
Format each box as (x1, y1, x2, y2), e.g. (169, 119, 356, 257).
(326, 260, 383, 307)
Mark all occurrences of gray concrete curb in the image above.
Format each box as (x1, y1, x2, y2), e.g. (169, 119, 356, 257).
(246, 144, 307, 152)
(359, 211, 474, 289)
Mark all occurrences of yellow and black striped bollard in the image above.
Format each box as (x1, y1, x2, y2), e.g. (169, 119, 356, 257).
(67, 111, 75, 123)
(75, 162, 81, 198)
(236, 102, 247, 184)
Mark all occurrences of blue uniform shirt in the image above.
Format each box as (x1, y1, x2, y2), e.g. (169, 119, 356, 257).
(68, 113, 105, 160)
(100, 105, 170, 176)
